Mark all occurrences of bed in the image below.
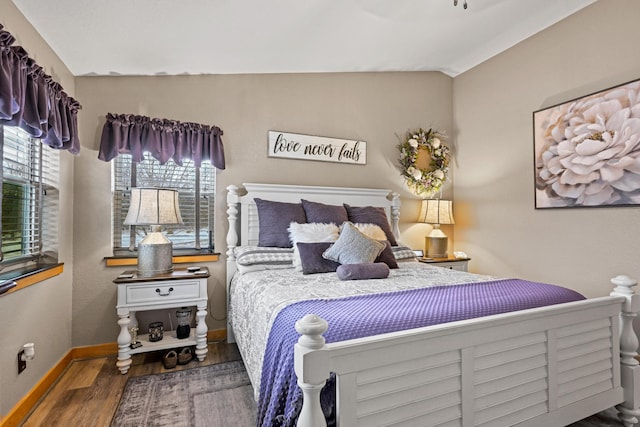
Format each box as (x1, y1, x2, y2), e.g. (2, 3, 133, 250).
(225, 183, 640, 427)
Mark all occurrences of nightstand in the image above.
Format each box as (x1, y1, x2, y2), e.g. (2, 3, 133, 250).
(114, 267, 209, 374)
(418, 257, 470, 272)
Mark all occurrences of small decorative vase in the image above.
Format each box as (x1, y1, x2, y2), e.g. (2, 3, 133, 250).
(148, 322, 164, 342)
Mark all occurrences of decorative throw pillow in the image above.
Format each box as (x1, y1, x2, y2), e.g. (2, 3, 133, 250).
(375, 241, 399, 269)
(344, 204, 398, 246)
(301, 199, 348, 224)
(296, 242, 340, 275)
(254, 198, 306, 248)
(288, 222, 340, 270)
(233, 246, 295, 274)
(392, 245, 418, 261)
(337, 262, 390, 280)
(322, 222, 385, 265)
(353, 223, 387, 241)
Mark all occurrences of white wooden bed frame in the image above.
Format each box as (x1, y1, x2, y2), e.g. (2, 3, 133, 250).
(226, 183, 640, 427)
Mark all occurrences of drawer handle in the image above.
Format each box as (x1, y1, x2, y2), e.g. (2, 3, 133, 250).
(155, 287, 174, 296)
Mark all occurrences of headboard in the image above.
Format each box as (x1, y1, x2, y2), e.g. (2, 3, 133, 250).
(225, 183, 400, 339)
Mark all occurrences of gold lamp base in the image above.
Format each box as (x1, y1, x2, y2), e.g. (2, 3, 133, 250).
(425, 228, 448, 258)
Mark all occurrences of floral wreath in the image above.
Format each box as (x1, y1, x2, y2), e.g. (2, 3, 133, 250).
(398, 128, 450, 196)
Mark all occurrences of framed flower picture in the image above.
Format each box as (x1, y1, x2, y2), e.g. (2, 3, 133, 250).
(533, 78, 640, 208)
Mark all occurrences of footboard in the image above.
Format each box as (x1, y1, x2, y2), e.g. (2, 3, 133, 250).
(294, 276, 640, 426)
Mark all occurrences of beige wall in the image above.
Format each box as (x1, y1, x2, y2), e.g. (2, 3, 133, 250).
(4, 0, 638, 419)
(73, 72, 453, 346)
(453, 0, 640, 298)
(0, 0, 75, 417)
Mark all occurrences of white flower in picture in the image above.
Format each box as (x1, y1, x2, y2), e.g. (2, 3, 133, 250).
(535, 80, 640, 207)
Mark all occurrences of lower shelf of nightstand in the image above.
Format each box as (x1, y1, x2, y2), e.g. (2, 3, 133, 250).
(129, 329, 196, 355)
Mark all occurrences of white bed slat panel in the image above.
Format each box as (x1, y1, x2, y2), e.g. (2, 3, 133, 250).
(356, 390, 461, 426)
(474, 367, 548, 398)
(558, 348, 613, 372)
(356, 362, 461, 400)
(558, 359, 613, 384)
(475, 354, 547, 385)
(474, 342, 546, 370)
(477, 402, 548, 427)
(356, 350, 460, 385)
(558, 379, 615, 407)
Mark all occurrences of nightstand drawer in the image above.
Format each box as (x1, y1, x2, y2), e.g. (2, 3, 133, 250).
(125, 280, 200, 304)
(437, 261, 467, 271)
(418, 257, 470, 272)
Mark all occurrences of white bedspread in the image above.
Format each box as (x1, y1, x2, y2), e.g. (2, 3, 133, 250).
(228, 262, 495, 397)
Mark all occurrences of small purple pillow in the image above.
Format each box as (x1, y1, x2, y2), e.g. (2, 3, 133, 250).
(336, 262, 390, 280)
(301, 199, 348, 224)
(297, 242, 340, 275)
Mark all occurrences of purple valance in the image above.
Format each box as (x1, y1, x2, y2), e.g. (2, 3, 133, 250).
(98, 113, 225, 169)
(0, 24, 81, 154)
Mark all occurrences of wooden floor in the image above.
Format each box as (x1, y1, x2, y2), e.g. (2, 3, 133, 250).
(20, 341, 242, 427)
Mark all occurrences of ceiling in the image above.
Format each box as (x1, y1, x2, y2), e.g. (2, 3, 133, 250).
(11, 0, 595, 77)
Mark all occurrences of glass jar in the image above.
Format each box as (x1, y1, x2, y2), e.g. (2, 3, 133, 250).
(148, 322, 164, 342)
(176, 307, 192, 339)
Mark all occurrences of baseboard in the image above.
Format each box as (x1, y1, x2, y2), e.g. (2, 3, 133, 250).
(0, 328, 227, 427)
(1, 350, 73, 427)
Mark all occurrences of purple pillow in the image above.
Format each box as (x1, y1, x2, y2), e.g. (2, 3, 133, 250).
(337, 262, 390, 280)
(254, 198, 306, 247)
(297, 242, 340, 275)
(375, 241, 399, 269)
(301, 199, 348, 224)
(344, 204, 398, 246)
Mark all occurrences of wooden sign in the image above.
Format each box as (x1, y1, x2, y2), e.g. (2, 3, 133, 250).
(267, 131, 366, 165)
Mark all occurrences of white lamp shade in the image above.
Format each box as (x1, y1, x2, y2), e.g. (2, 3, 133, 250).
(124, 188, 183, 226)
(418, 199, 455, 225)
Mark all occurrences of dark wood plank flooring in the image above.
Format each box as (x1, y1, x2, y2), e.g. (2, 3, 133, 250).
(20, 341, 241, 427)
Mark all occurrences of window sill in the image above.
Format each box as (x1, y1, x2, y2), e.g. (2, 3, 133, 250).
(0, 263, 64, 296)
(104, 251, 220, 267)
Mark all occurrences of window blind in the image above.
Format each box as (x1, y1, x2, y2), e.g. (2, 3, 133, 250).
(1, 126, 60, 264)
(113, 154, 215, 252)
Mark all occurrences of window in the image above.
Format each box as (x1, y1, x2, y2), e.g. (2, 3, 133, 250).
(112, 154, 215, 255)
(1, 126, 60, 266)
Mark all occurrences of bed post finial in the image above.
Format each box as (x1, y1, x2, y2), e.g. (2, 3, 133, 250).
(295, 314, 329, 427)
(610, 275, 640, 426)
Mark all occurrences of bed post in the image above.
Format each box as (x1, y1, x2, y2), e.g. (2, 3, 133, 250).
(295, 314, 329, 427)
(610, 275, 640, 427)
(390, 191, 400, 239)
(226, 185, 240, 343)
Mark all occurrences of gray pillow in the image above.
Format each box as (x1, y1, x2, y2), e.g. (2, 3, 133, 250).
(297, 242, 340, 274)
(254, 198, 306, 247)
(301, 199, 349, 224)
(344, 203, 398, 246)
(322, 222, 385, 265)
(337, 262, 390, 280)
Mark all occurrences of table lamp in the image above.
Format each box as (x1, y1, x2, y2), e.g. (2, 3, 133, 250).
(418, 199, 454, 258)
(124, 188, 183, 277)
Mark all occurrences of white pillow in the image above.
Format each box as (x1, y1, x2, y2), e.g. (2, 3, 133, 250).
(288, 222, 340, 270)
(353, 223, 387, 241)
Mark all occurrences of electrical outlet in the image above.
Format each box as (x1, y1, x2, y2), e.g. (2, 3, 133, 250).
(18, 350, 26, 374)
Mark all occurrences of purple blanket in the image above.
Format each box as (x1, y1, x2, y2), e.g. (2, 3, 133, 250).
(256, 278, 585, 427)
